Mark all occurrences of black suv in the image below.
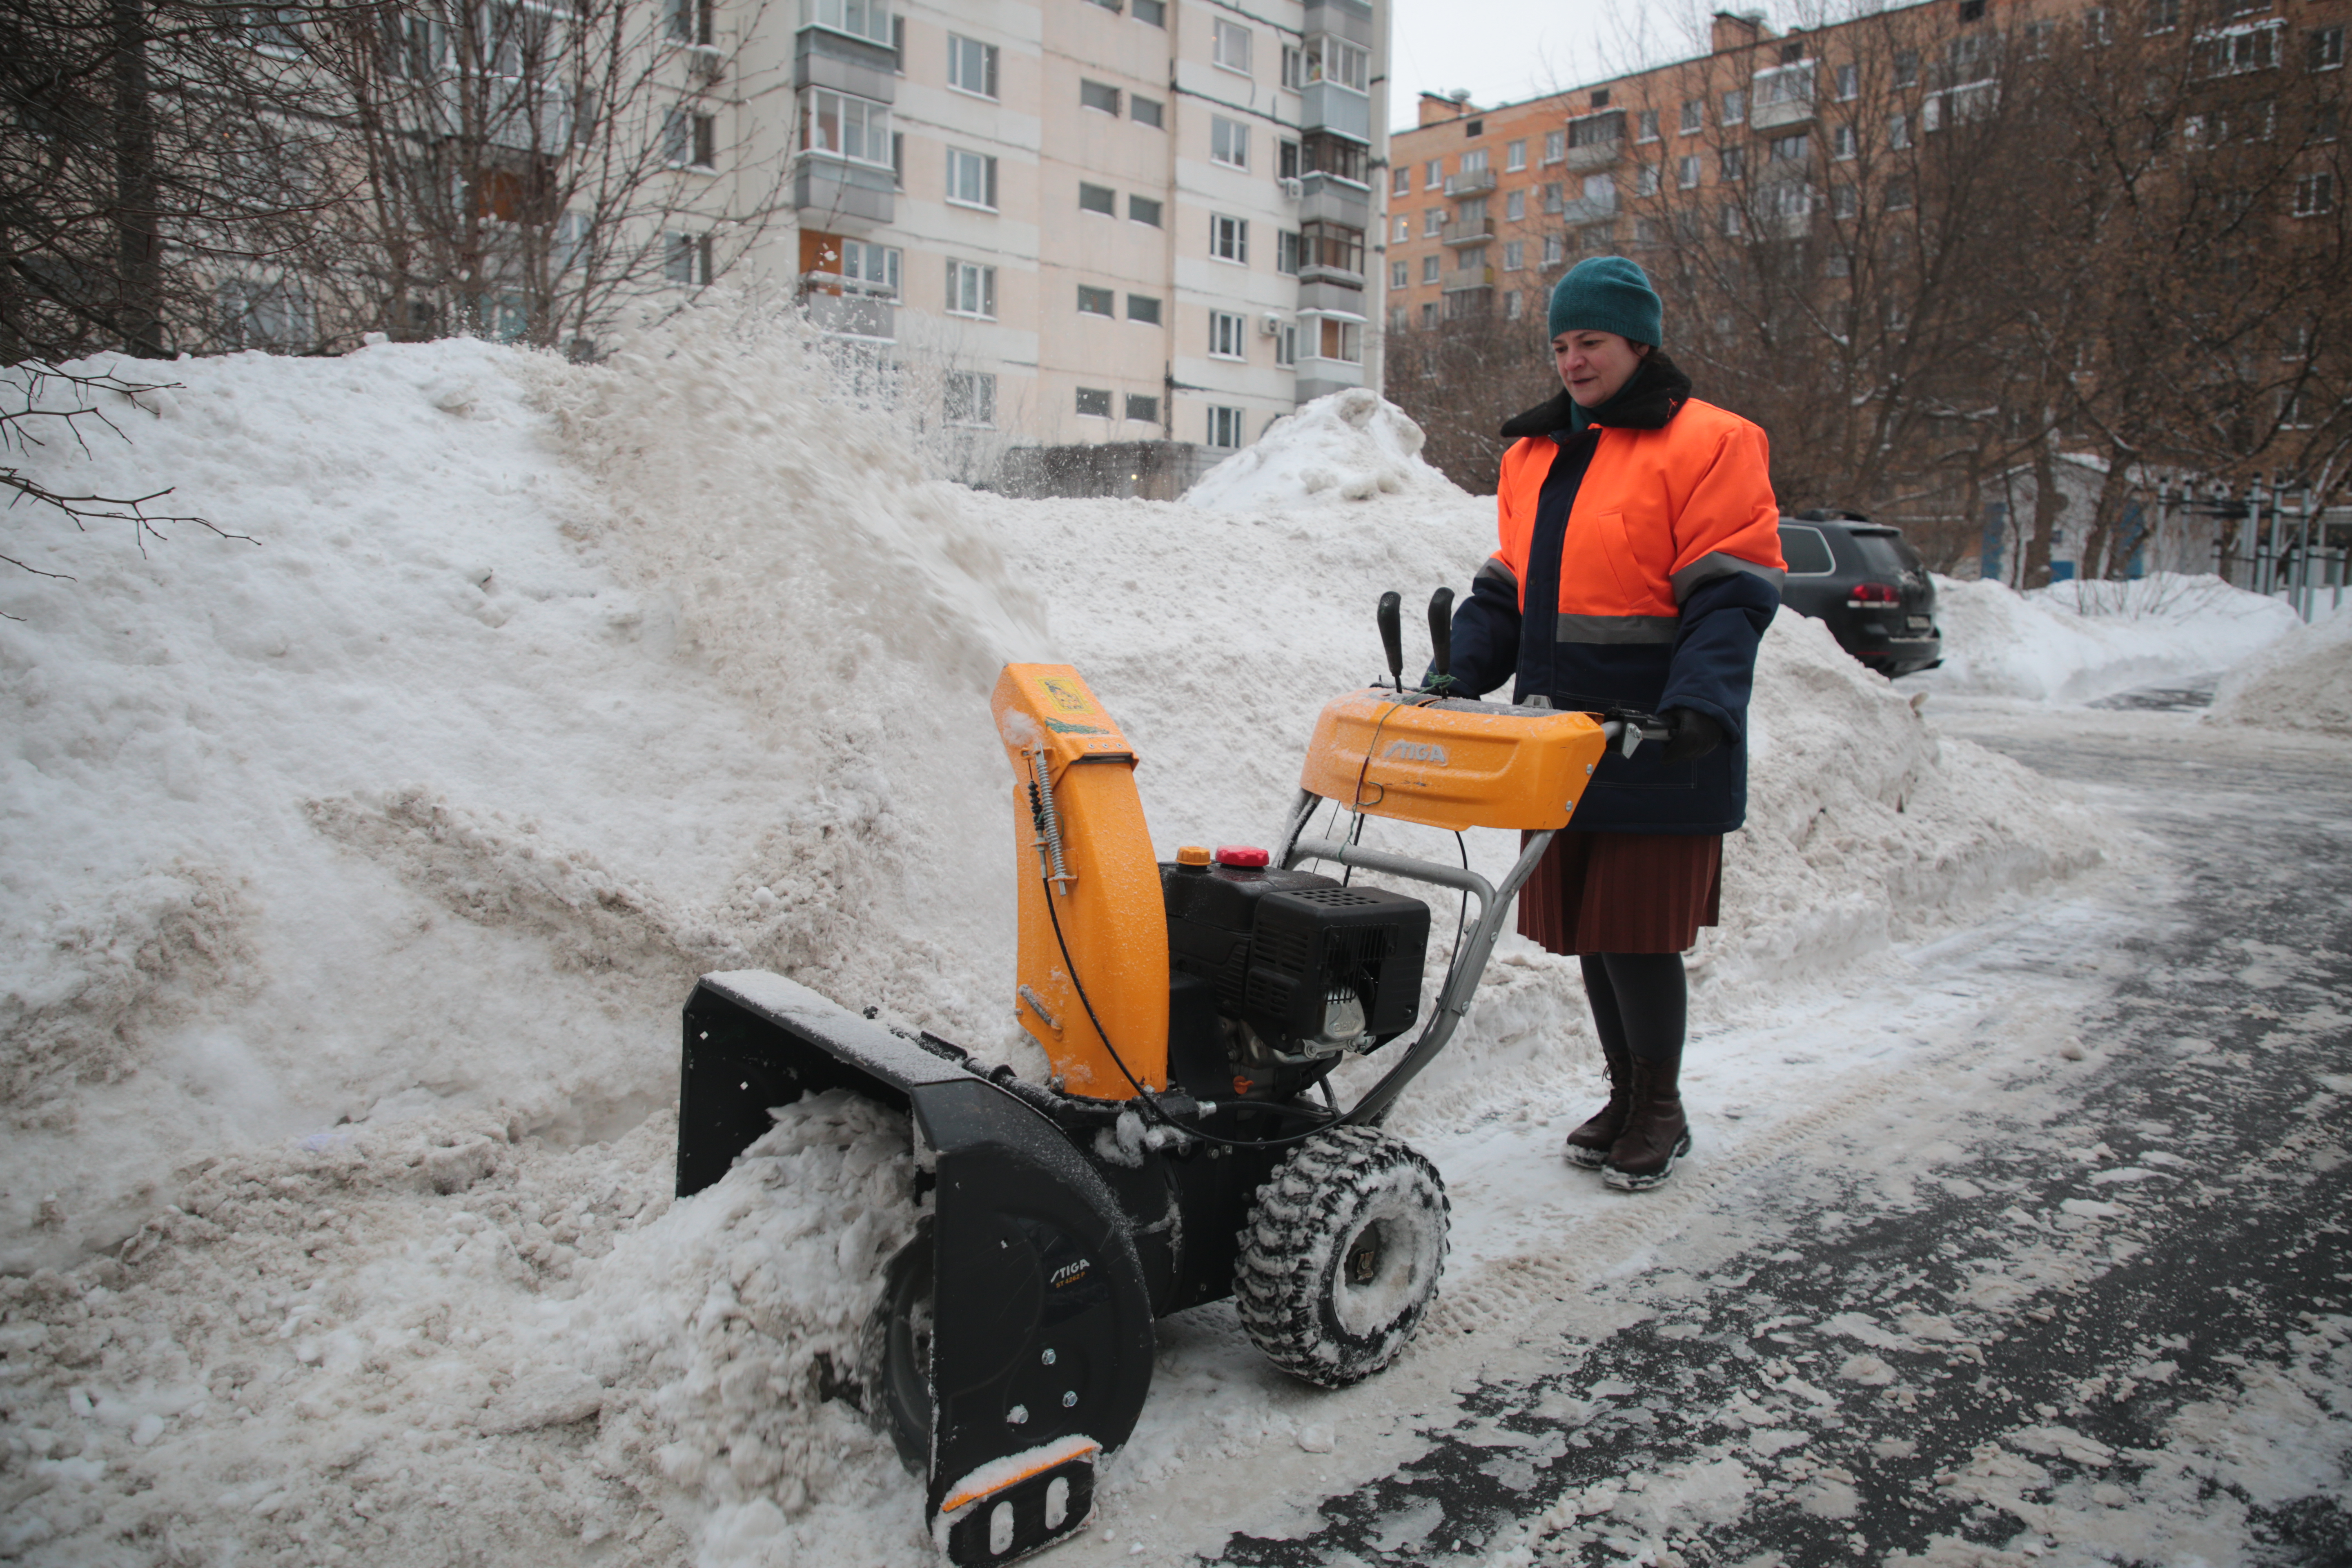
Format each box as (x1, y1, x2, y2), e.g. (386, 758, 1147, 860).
(1776, 511, 1943, 677)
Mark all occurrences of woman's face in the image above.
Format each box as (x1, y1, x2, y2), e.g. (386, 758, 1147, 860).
(1552, 330, 1647, 408)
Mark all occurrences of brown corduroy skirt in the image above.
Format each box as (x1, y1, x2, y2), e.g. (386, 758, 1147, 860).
(1516, 830, 1724, 956)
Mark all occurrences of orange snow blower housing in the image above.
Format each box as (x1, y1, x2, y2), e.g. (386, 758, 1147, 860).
(676, 593, 1655, 1567)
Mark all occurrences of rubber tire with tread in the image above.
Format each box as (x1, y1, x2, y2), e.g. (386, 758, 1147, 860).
(1234, 1126, 1450, 1389)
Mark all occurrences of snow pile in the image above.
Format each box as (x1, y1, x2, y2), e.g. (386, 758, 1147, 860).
(1182, 387, 1456, 512)
(2205, 608, 2352, 737)
(1, 331, 2122, 1568)
(1916, 572, 2297, 702)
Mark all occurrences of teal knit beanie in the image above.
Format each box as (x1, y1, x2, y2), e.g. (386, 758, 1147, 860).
(1547, 256, 1663, 346)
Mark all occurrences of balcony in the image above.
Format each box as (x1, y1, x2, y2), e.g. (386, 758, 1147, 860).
(1301, 81, 1371, 140)
(1441, 265, 1495, 293)
(794, 153, 894, 223)
(1751, 63, 1815, 129)
(1298, 171, 1370, 229)
(1302, 0, 1375, 47)
(1296, 276, 1363, 314)
(1441, 216, 1495, 246)
(1559, 193, 1617, 224)
(1296, 357, 1365, 404)
(1443, 166, 1496, 197)
(1565, 109, 1624, 169)
(795, 22, 895, 101)
(799, 275, 895, 340)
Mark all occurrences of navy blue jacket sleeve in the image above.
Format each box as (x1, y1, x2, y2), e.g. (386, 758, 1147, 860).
(1657, 572, 1779, 742)
(1444, 564, 1523, 698)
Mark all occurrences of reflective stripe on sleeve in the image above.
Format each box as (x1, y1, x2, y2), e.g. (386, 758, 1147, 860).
(1555, 613, 1680, 644)
(1670, 550, 1787, 604)
(1477, 555, 1518, 589)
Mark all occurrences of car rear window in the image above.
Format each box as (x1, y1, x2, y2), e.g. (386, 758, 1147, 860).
(1779, 524, 1835, 575)
(1847, 528, 1916, 577)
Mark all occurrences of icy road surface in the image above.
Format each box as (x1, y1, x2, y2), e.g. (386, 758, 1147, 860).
(1055, 703, 2352, 1568)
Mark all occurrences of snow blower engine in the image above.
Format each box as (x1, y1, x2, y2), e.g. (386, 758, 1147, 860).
(673, 591, 1664, 1565)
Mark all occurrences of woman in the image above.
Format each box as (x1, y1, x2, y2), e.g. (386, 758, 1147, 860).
(1445, 256, 1784, 1192)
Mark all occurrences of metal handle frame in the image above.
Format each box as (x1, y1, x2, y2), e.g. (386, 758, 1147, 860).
(1274, 787, 1557, 1127)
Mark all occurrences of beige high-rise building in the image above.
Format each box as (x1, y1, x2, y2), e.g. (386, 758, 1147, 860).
(710, 0, 1390, 473)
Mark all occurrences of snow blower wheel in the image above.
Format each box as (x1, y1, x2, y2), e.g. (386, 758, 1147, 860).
(1235, 1127, 1451, 1388)
(867, 1219, 935, 1472)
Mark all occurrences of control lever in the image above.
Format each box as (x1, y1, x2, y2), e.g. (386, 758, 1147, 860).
(1426, 587, 1454, 694)
(1376, 591, 1403, 690)
(1597, 708, 1672, 758)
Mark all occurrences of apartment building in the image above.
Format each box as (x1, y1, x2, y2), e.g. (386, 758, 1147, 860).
(716, 0, 1392, 462)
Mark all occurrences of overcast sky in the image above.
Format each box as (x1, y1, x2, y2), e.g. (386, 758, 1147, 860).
(1386, 0, 1769, 132)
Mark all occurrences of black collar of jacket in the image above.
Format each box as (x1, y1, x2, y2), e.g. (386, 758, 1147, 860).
(1499, 352, 1694, 442)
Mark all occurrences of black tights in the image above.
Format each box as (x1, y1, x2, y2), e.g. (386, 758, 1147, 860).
(1578, 953, 1687, 1066)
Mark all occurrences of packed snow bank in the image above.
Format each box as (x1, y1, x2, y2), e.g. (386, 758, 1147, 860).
(1182, 387, 1456, 512)
(1, 335, 2120, 1568)
(2206, 609, 2352, 736)
(1915, 572, 2297, 702)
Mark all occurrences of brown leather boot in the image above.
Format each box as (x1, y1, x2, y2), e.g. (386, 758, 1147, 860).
(1603, 1054, 1690, 1192)
(1563, 1036, 1633, 1169)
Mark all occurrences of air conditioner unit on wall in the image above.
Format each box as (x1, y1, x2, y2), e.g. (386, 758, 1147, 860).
(1261, 312, 1283, 337)
(1278, 176, 1303, 198)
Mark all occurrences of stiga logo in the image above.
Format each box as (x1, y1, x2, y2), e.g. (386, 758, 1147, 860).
(1049, 1258, 1092, 1289)
(1384, 740, 1449, 766)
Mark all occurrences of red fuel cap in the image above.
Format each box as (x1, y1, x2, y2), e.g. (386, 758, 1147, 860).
(1214, 844, 1270, 868)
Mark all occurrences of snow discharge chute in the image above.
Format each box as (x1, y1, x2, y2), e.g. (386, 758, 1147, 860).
(675, 617, 1635, 1565)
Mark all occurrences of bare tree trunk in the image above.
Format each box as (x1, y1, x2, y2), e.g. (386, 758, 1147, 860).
(2025, 432, 2062, 589)
(109, 0, 161, 356)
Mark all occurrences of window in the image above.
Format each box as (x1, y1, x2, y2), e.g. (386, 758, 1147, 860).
(944, 370, 995, 427)
(1281, 45, 1305, 90)
(1825, 251, 1850, 277)
(1423, 207, 1443, 236)
(1503, 238, 1524, 270)
(1770, 132, 1809, 163)
(944, 258, 995, 317)
(1893, 49, 1919, 87)
(1080, 78, 1120, 115)
(1544, 181, 1565, 212)
(1127, 393, 1160, 423)
(1127, 293, 1162, 324)
(1507, 138, 1528, 169)
(1720, 203, 1743, 236)
(1544, 233, 1564, 264)
(2146, 0, 2179, 32)
(1544, 129, 1566, 163)
(2201, 24, 2278, 76)
(1833, 124, 1857, 160)
(803, 92, 885, 165)
(838, 238, 900, 295)
(665, 232, 713, 284)
(1213, 18, 1251, 76)
(1636, 110, 1659, 143)
(1298, 134, 1366, 184)
(1506, 189, 1525, 220)
(802, 0, 891, 46)
(2312, 26, 2345, 71)
(1889, 113, 1911, 149)
(1458, 244, 1486, 270)
(1131, 94, 1165, 128)
(1720, 146, 1745, 180)
(1832, 182, 1858, 219)
(1960, 0, 1986, 19)
(1633, 164, 1659, 196)
(1390, 259, 1408, 287)
(2083, 8, 2111, 47)
(1304, 36, 1370, 92)
(1722, 90, 1746, 125)
(1075, 387, 1112, 418)
(666, 0, 712, 44)
(1315, 318, 1363, 363)
(1393, 214, 1409, 241)
(1133, 0, 1164, 26)
(1211, 116, 1249, 169)
(1129, 194, 1163, 226)
(1779, 525, 1835, 575)
(947, 147, 997, 207)
(1078, 285, 1114, 316)
(1506, 291, 1524, 321)
(1566, 116, 1617, 152)
(948, 34, 998, 98)
(1461, 147, 1490, 173)
(1420, 302, 1438, 328)
(1425, 158, 1442, 188)
(1079, 181, 1116, 216)
(1835, 62, 1858, 99)
(1299, 222, 1363, 274)
(1677, 154, 1700, 189)
(1209, 310, 1247, 358)
(1886, 178, 1915, 210)
(1274, 321, 1297, 365)
(1277, 230, 1302, 274)
(1210, 213, 1248, 262)
(1207, 406, 1245, 449)
(2295, 169, 2335, 214)
(1279, 138, 1301, 179)
(1421, 254, 1440, 283)
(1390, 305, 1409, 332)
(1466, 118, 1486, 135)
(1393, 166, 1411, 195)
(669, 107, 720, 168)
(1680, 98, 1703, 134)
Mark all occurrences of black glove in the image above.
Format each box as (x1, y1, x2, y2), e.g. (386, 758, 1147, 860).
(1659, 707, 1725, 764)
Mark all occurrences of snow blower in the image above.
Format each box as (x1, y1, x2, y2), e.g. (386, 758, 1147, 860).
(674, 591, 1664, 1565)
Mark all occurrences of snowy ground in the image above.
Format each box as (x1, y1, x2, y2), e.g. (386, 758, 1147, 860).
(2, 316, 2341, 1566)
